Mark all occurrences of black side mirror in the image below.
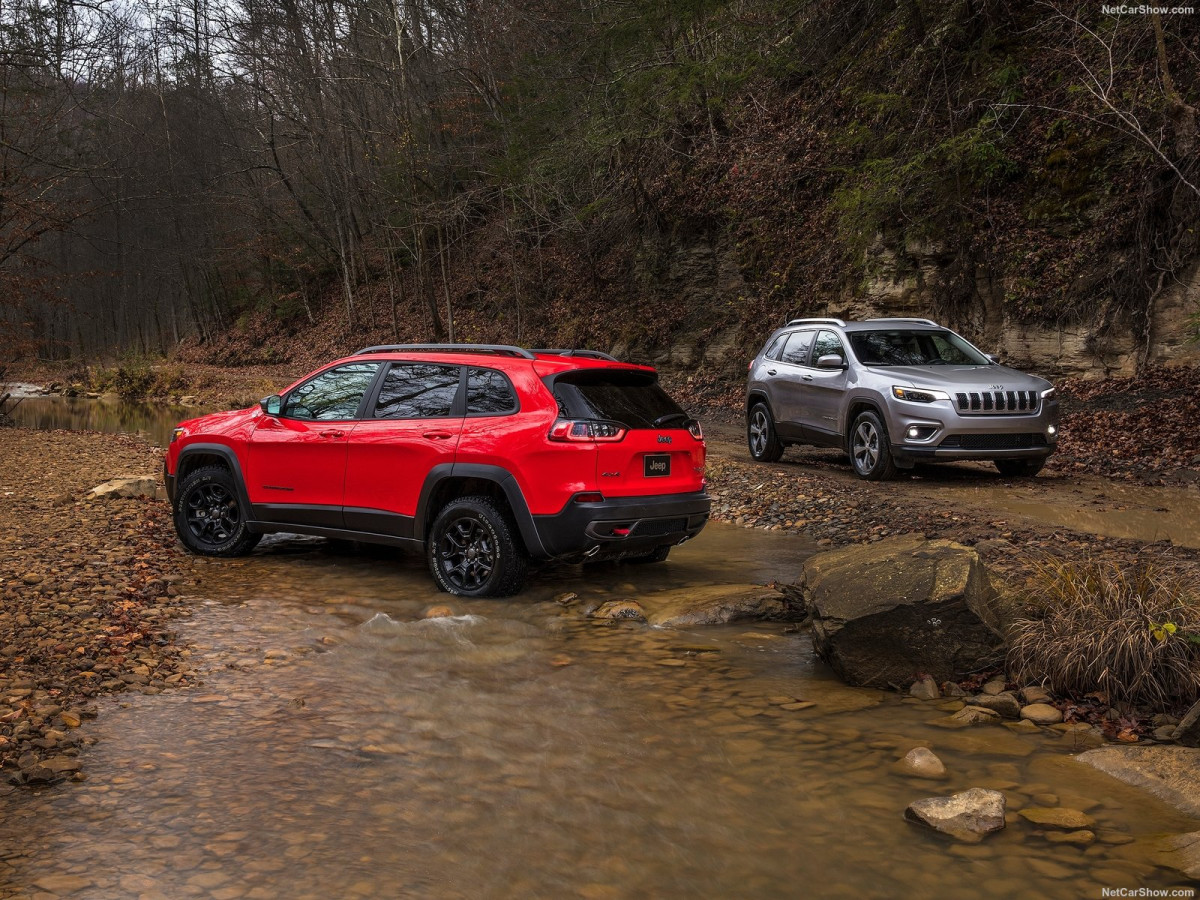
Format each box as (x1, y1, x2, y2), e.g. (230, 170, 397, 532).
(816, 354, 846, 370)
(259, 395, 282, 415)
(986, 354, 1000, 364)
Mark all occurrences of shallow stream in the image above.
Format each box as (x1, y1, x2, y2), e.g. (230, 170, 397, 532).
(1, 526, 1195, 898)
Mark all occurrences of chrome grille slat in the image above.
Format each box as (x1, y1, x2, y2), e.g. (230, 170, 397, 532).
(955, 389, 1040, 415)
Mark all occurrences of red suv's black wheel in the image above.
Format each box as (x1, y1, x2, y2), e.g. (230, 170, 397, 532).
(173, 465, 261, 557)
(428, 496, 527, 597)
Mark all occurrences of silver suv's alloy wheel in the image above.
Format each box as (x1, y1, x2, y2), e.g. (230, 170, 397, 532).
(852, 419, 880, 473)
(749, 408, 770, 457)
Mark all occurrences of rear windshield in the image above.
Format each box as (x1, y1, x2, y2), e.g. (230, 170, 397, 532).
(849, 330, 991, 366)
(551, 370, 687, 429)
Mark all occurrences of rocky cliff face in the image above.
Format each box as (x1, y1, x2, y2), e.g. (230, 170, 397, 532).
(625, 235, 1199, 380)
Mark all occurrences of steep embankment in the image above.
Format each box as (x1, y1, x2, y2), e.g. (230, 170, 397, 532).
(177, 4, 1200, 388)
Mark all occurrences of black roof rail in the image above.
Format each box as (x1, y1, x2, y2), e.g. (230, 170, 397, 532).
(532, 348, 619, 362)
(354, 343, 536, 359)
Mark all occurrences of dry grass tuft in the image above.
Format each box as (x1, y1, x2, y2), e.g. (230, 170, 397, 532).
(1007, 558, 1200, 712)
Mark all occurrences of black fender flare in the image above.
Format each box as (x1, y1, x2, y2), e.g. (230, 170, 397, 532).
(415, 463, 548, 558)
(175, 444, 256, 527)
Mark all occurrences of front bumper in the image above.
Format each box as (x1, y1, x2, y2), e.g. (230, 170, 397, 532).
(886, 398, 1059, 464)
(531, 491, 711, 561)
(163, 460, 177, 503)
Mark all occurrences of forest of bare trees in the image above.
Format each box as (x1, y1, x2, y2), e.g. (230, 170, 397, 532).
(1, 1, 1196, 363)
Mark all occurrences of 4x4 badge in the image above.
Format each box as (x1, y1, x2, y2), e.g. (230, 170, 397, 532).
(657, 435, 672, 444)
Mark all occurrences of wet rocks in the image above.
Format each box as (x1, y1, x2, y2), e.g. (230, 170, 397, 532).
(1172, 699, 1200, 747)
(1155, 831, 1200, 880)
(590, 600, 647, 621)
(904, 788, 1006, 842)
(1017, 807, 1096, 829)
(935, 706, 1001, 728)
(1077, 745, 1200, 817)
(1020, 703, 1063, 725)
(909, 676, 940, 700)
(796, 536, 1004, 689)
(894, 747, 947, 779)
(965, 692, 1021, 719)
(642, 584, 785, 628)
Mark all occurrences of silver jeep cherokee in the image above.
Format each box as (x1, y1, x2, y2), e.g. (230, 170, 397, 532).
(746, 317, 1060, 480)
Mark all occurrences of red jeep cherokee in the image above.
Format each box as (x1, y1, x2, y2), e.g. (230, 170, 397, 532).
(164, 345, 710, 597)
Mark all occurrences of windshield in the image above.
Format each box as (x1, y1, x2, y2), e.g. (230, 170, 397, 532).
(848, 330, 991, 367)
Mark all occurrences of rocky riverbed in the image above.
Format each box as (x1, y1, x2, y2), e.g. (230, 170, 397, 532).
(0, 429, 198, 784)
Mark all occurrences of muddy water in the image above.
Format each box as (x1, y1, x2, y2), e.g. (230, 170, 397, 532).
(1, 526, 1195, 899)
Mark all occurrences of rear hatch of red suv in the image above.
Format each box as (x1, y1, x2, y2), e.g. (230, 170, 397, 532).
(546, 368, 706, 496)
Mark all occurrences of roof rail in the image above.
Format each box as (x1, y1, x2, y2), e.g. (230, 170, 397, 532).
(532, 348, 619, 362)
(863, 317, 940, 327)
(354, 343, 536, 359)
(785, 317, 846, 327)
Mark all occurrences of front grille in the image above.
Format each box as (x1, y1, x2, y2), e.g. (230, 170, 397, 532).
(954, 390, 1040, 415)
(632, 517, 687, 537)
(939, 433, 1047, 450)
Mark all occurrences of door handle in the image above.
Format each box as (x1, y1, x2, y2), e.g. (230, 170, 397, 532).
(423, 431, 453, 440)
(319, 429, 345, 439)
(767, 369, 777, 376)
(802, 375, 813, 381)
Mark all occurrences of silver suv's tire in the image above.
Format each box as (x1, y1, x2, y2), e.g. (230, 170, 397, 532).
(747, 402, 784, 462)
(995, 459, 1045, 477)
(850, 411, 898, 481)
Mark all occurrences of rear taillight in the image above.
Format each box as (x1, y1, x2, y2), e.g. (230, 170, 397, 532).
(687, 419, 703, 440)
(548, 419, 627, 442)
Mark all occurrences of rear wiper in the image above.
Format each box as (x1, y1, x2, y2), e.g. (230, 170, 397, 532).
(653, 412, 688, 427)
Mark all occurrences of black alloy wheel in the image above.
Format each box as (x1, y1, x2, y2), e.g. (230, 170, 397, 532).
(173, 465, 261, 556)
(428, 496, 527, 597)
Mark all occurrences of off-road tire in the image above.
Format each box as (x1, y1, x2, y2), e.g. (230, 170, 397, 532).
(427, 496, 527, 597)
(173, 465, 261, 557)
(995, 459, 1045, 478)
(747, 402, 785, 463)
(849, 410, 898, 481)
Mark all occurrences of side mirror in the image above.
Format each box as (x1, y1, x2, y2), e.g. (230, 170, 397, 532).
(986, 354, 1000, 364)
(816, 354, 846, 370)
(259, 395, 282, 416)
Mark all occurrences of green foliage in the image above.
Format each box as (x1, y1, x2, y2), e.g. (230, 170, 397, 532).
(112, 357, 155, 401)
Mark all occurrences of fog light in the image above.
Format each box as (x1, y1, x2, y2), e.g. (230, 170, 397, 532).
(1047, 424, 1058, 436)
(907, 426, 920, 439)
(904, 425, 937, 442)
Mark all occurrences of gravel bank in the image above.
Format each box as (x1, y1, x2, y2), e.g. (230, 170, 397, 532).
(0, 429, 196, 785)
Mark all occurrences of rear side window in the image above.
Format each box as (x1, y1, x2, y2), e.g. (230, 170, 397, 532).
(764, 334, 786, 361)
(780, 330, 815, 365)
(466, 368, 518, 415)
(374, 363, 460, 419)
(552, 370, 686, 429)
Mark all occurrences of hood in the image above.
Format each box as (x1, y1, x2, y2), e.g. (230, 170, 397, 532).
(870, 364, 1053, 392)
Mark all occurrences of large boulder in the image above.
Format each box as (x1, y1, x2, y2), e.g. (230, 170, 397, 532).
(796, 535, 1004, 689)
(87, 476, 161, 501)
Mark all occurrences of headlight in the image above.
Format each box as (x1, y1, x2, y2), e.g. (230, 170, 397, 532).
(170, 427, 186, 443)
(1040, 387, 1057, 400)
(892, 386, 949, 403)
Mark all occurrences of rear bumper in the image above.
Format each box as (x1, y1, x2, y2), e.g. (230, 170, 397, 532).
(531, 491, 711, 561)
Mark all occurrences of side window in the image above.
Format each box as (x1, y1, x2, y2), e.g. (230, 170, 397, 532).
(282, 363, 379, 421)
(780, 330, 814, 366)
(466, 368, 517, 416)
(812, 330, 846, 363)
(374, 363, 460, 419)
(764, 334, 786, 361)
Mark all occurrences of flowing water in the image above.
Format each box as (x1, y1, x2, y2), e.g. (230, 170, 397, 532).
(1, 526, 1196, 899)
